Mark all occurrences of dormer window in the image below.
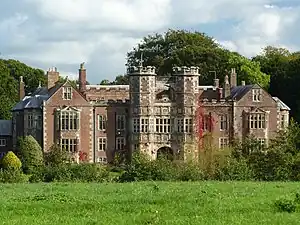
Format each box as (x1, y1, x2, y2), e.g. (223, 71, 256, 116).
(252, 89, 261, 102)
(63, 87, 72, 100)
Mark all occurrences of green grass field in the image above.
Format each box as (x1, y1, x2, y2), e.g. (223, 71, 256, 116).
(0, 182, 299, 224)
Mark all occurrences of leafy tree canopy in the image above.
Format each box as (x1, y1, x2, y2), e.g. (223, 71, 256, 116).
(0, 59, 45, 119)
(253, 46, 300, 121)
(125, 29, 270, 88)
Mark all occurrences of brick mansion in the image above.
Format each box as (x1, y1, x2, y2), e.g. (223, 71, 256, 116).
(0, 63, 290, 163)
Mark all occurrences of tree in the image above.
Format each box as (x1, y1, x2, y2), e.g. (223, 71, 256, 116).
(58, 76, 90, 87)
(1, 151, 22, 170)
(253, 46, 300, 121)
(99, 75, 129, 85)
(0, 59, 45, 119)
(126, 29, 270, 88)
(99, 79, 110, 85)
(17, 136, 44, 173)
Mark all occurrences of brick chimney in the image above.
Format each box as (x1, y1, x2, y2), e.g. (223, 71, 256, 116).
(224, 75, 231, 98)
(79, 62, 86, 92)
(19, 76, 25, 100)
(47, 67, 59, 89)
(230, 68, 237, 88)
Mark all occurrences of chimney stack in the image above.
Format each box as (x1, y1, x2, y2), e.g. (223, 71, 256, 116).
(224, 75, 231, 98)
(230, 68, 237, 88)
(241, 80, 246, 86)
(19, 76, 25, 100)
(47, 67, 59, 89)
(79, 62, 86, 93)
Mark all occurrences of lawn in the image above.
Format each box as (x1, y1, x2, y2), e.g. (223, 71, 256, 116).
(0, 181, 299, 225)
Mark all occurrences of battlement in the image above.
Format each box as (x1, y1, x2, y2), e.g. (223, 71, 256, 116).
(107, 99, 130, 104)
(86, 85, 129, 91)
(172, 66, 200, 76)
(127, 66, 156, 75)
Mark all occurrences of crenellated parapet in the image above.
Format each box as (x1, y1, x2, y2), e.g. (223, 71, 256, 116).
(107, 99, 130, 104)
(86, 85, 129, 91)
(127, 66, 156, 75)
(172, 66, 200, 76)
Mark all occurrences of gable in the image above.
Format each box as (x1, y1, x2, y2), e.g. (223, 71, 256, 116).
(45, 80, 89, 106)
(235, 84, 276, 106)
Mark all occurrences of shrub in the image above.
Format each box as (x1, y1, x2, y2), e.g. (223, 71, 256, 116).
(175, 161, 204, 181)
(30, 163, 110, 183)
(1, 151, 22, 170)
(43, 164, 73, 182)
(215, 157, 254, 181)
(149, 158, 176, 181)
(0, 169, 28, 183)
(28, 166, 46, 183)
(17, 136, 44, 173)
(69, 163, 110, 182)
(44, 144, 70, 166)
(118, 152, 159, 182)
(274, 198, 297, 213)
(118, 152, 204, 182)
(118, 152, 153, 182)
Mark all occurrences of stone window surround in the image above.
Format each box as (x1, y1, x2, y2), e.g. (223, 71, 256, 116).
(0, 139, 7, 147)
(61, 138, 77, 152)
(219, 137, 229, 149)
(62, 86, 72, 100)
(97, 115, 106, 131)
(97, 137, 107, 151)
(116, 137, 125, 150)
(56, 107, 81, 131)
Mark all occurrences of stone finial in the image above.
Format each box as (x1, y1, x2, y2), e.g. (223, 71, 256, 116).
(80, 62, 85, 69)
(224, 75, 229, 84)
(38, 81, 41, 88)
(241, 80, 246, 86)
(214, 78, 219, 88)
(20, 76, 23, 83)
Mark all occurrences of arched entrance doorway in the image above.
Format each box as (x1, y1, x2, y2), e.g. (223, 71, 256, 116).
(157, 146, 174, 160)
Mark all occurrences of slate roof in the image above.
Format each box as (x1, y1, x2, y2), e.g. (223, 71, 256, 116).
(0, 120, 12, 136)
(12, 83, 63, 111)
(230, 85, 254, 100)
(273, 97, 291, 111)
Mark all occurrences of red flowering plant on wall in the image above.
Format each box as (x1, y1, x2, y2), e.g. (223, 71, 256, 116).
(79, 151, 88, 162)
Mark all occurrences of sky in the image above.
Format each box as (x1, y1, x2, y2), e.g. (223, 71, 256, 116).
(0, 0, 300, 84)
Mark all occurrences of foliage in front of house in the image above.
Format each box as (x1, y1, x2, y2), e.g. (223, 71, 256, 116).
(0, 120, 300, 183)
(17, 135, 44, 174)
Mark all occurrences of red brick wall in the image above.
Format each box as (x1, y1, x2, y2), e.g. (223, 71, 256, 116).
(44, 83, 92, 161)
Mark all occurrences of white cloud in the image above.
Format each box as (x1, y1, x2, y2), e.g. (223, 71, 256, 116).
(227, 5, 299, 57)
(0, 0, 299, 83)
